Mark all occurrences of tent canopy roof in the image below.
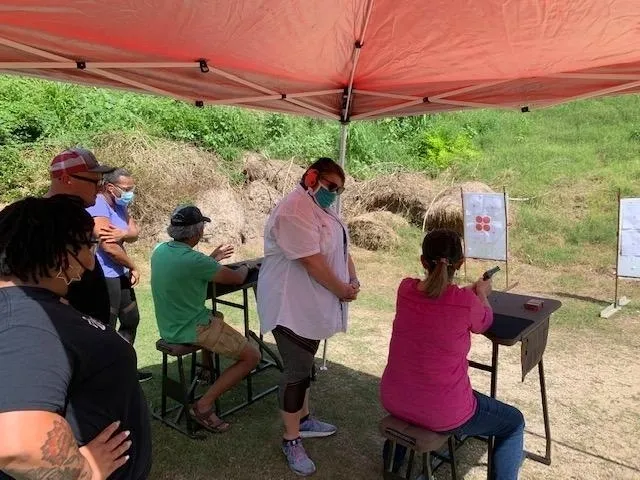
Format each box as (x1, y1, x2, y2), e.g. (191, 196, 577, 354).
(1, 0, 640, 120)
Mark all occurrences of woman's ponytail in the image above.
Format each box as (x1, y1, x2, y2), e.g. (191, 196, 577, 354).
(424, 258, 451, 298)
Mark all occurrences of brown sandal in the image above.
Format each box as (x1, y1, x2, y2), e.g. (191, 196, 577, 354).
(189, 404, 231, 433)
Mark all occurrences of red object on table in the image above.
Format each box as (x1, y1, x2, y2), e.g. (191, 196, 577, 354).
(524, 299, 544, 311)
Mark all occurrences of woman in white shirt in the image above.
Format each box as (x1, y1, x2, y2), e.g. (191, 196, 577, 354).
(257, 157, 359, 477)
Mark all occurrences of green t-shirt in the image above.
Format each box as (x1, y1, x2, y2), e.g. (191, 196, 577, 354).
(150, 241, 221, 344)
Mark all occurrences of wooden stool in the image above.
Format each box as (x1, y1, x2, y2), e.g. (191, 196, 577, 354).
(151, 339, 209, 438)
(380, 415, 458, 480)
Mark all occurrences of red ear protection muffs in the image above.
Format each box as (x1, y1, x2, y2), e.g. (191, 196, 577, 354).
(304, 169, 319, 189)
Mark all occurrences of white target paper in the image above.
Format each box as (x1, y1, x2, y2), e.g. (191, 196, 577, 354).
(463, 192, 507, 261)
(617, 198, 640, 278)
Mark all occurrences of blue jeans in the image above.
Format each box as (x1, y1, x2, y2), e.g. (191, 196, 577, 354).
(454, 391, 525, 480)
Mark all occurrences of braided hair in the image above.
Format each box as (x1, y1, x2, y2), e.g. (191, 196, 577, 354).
(0, 195, 95, 284)
(422, 229, 464, 298)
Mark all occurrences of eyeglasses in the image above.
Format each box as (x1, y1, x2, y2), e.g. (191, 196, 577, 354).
(70, 174, 103, 187)
(112, 184, 136, 193)
(320, 177, 345, 195)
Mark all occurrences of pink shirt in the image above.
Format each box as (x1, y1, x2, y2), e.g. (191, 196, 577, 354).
(380, 278, 493, 431)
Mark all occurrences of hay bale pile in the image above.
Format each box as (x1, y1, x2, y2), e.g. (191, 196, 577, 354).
(88, 133, 499, 254)
(196, 189, 246, 246)
(239, 180, 282, 241)
(348, 211, 405, 250)
(424, 181, 494, 234)
(342, 173, 438, 225)
(242, 153, 305, 193)
(93, 133, 226, 228)
(242, 180, 281, 214)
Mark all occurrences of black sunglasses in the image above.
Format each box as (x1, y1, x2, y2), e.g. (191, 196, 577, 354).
(70, 174, 103, 186)
(320, 177, 345, 194)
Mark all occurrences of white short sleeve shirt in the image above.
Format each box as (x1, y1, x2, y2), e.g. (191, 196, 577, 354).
(257, 185, 350, 340)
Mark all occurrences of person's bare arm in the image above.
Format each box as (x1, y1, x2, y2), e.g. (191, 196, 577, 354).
(0, 411, 92, 479)
(212, 265, 249, 285)
(93, 217, 137, 271)
(347, 254, 359, 287)
(0, 411, 131, 480)
(124, 215, 139, 243)
(298, 253, 356, 299)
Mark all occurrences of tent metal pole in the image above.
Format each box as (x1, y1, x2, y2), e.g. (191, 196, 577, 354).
(320, 122, 350, 371)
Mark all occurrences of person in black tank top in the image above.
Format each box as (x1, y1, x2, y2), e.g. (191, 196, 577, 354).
(0, 196, 151, 480)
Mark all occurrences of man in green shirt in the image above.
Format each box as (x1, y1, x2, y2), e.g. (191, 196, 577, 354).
(151, 205, 260, 433)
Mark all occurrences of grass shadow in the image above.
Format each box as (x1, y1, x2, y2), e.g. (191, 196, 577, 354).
(550, 291, 610, 306)
(139, 350, 487, 480)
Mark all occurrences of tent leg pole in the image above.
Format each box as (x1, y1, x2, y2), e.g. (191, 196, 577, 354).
(321, 122, 349, 373)
(336, 122, 349, 214)
(320, 340, 329, 371)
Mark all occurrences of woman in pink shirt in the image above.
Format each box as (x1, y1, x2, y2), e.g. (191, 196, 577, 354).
(380, 229, 524, 480)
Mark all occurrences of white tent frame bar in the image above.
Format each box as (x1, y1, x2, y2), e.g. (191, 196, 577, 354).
(353, 89, 422, 100)
(341, 0, 375, 121)
(540, 79, 640, 108)
(547, 73, 640, 81)
(428, 98, 520, 110)
(351, 98, 426, 120)
(0, 61, 198, 69)
(206, 89, 343, 106)
(352, 80, 518, 119)
(0, 36, 339, 119)
(3, 33, 639, 119)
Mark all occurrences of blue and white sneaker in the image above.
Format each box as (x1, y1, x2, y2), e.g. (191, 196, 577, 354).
(282, 438, 316, 476)
(299, 416, 337, 438)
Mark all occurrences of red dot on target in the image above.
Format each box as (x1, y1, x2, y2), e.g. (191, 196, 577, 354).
(475, 224, 483, 231)
(475, 216, 483, 223)
(483, 224, 491, 231)
(483, 216, 491, 223)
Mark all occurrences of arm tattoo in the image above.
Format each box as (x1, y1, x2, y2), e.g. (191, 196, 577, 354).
(6, 418, 91, 480)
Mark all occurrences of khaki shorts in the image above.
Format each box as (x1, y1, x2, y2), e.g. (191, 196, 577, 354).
(195, 312, 248, 360)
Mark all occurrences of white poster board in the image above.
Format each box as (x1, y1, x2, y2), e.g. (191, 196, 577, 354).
(617, 198, 640, 278)
(463, 192, 507, 261)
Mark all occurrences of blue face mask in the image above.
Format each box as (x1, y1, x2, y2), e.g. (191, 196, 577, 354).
(115, 190, 135, 206)
(314, 185, 337, 209)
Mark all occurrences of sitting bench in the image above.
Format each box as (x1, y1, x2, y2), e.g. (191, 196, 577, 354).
(151, 339, 215, 439)
(379, 415, 458, 480)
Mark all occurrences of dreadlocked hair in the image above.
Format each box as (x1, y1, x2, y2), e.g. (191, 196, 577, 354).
(0, 195, 95, 284)
(422, 229, 463, 298)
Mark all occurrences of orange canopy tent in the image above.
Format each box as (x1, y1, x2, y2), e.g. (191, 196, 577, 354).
(1, 0, 640, 122)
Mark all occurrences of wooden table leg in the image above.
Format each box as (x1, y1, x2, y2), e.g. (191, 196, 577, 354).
(524, 358, 552, 465)
(487, 342, 499, 480)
